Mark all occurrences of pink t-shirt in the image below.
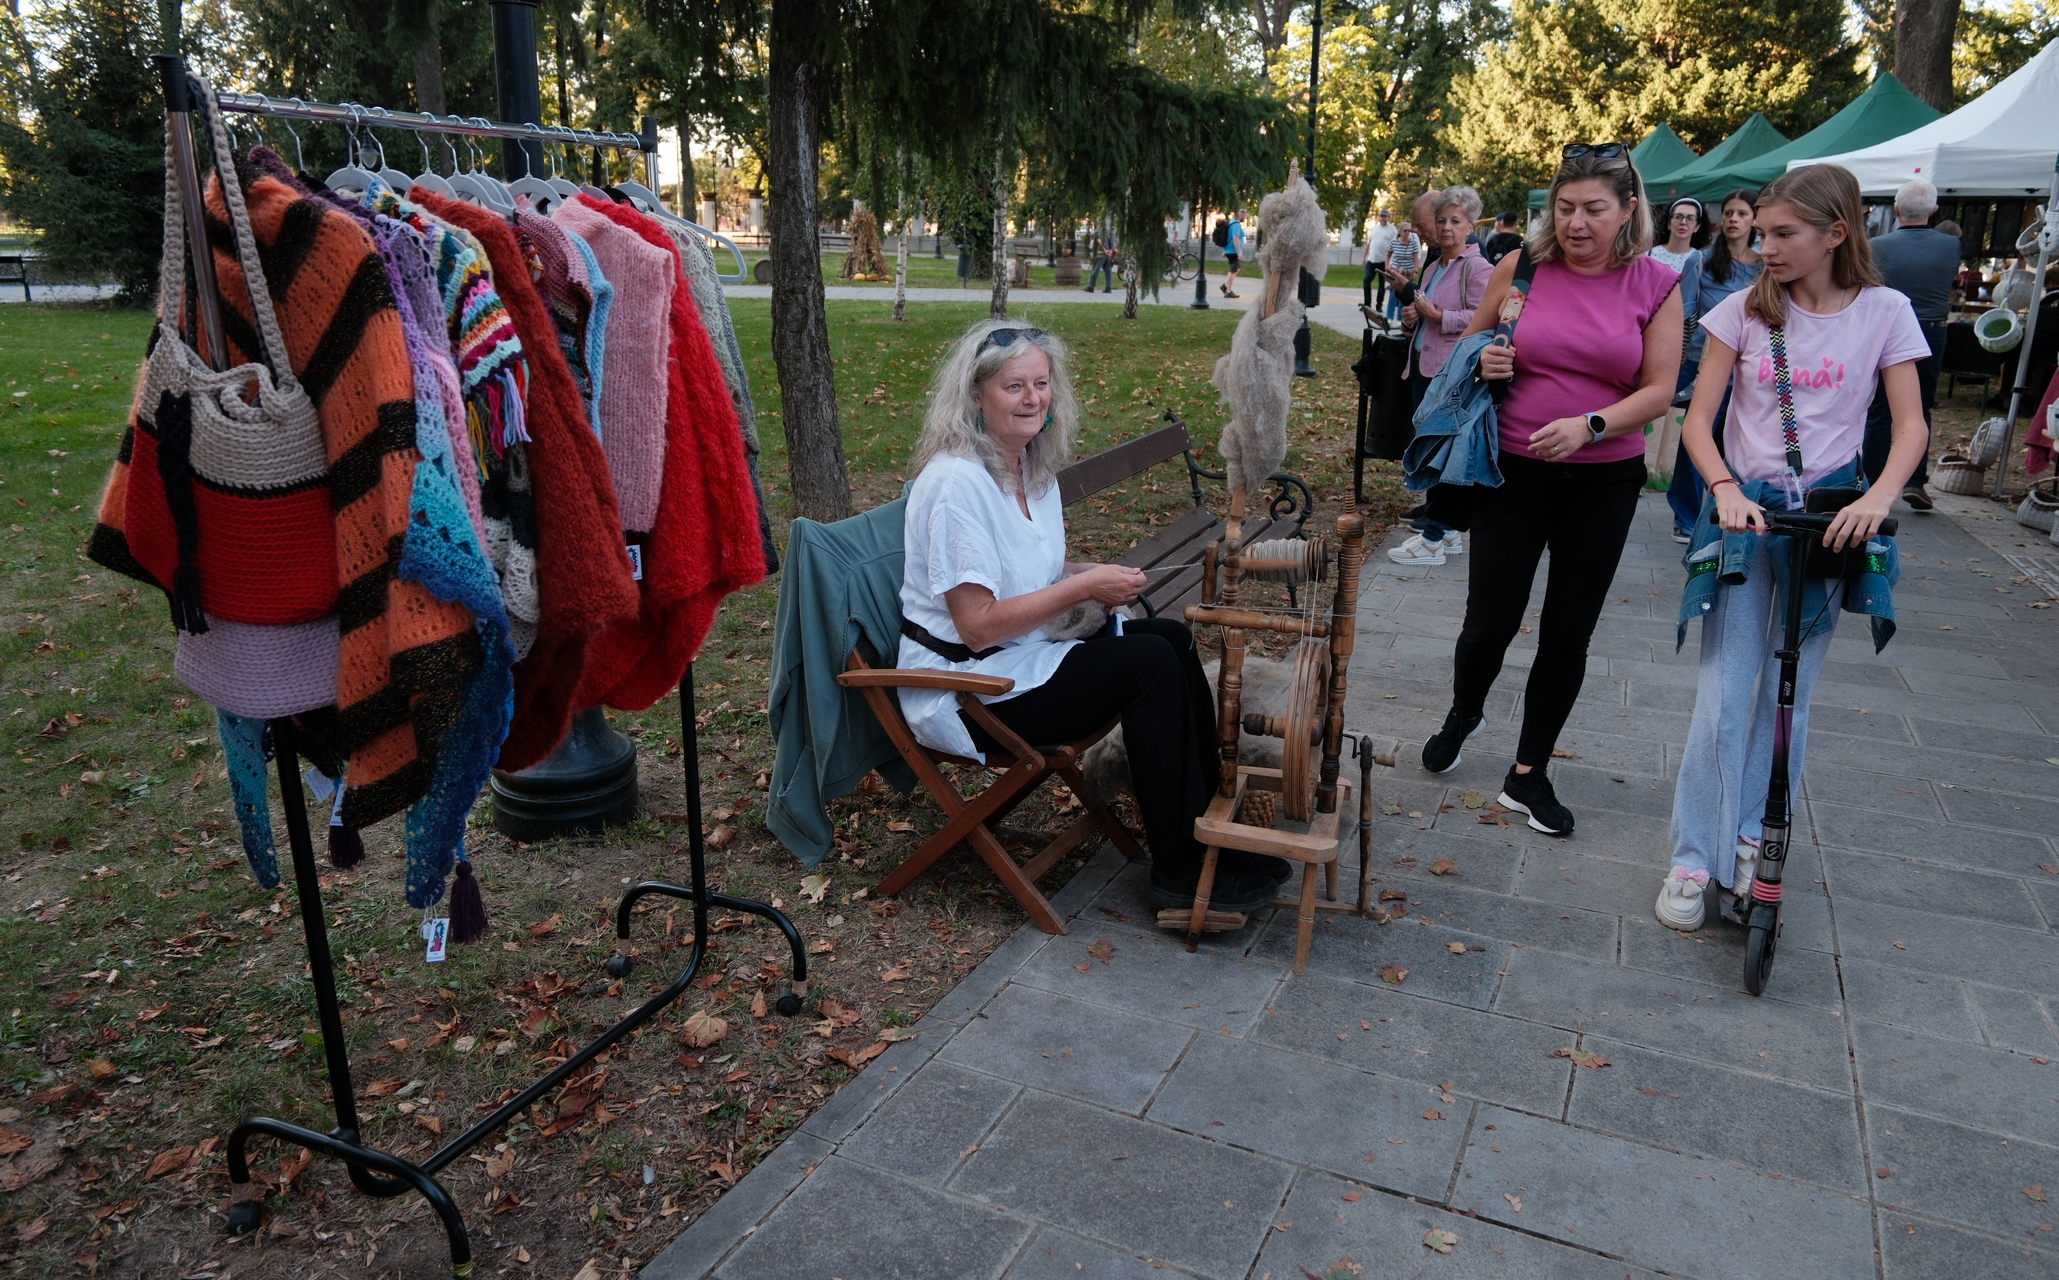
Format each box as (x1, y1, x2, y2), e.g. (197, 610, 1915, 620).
(1697, 285, 1929, 488)
(1499, 256, 1681, 464)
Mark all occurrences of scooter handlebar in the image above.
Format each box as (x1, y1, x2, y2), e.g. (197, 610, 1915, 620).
(1762, 510, 1898, 539)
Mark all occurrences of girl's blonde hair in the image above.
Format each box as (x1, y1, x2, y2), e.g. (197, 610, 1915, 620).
(1525, 147, 1653, 269)
(912, 318, 1081, 496)
(1746, 164, 1883, 326)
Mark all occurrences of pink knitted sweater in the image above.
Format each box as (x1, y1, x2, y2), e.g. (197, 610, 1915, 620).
(552, 196, 672, 533)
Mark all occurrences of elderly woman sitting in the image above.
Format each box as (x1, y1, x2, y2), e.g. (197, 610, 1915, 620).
(898, 319, 1290, 912)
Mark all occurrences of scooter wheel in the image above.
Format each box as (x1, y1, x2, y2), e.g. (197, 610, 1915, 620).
(1744, 922, 1776, 996)
(605, 954, 633, 979)
(775, 992, 804, 1017)
(225, 1199, 263, 1237)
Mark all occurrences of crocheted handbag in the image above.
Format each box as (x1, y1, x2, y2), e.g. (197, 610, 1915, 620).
(95, 74, 334, 634)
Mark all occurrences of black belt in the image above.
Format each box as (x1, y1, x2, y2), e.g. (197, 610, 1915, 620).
(901, 618, 1001, 664)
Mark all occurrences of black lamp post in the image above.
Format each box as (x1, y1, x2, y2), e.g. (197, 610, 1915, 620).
(488, 0, 544, 179)
(1292, 1, 1322, 378)
(1192, 207, 1211, 310)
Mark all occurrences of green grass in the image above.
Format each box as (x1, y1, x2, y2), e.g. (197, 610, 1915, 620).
(0, 297, 1408, 1274)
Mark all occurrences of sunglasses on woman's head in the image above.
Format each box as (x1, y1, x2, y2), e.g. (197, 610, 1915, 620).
(1561, 142, 1627, 160)
(978, 326, 1048, 354)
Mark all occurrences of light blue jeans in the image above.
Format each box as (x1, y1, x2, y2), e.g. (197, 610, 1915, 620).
(1669, 537, 1839, 889)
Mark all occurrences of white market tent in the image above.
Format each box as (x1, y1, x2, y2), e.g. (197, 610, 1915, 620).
(1793, 38, 2059, 196)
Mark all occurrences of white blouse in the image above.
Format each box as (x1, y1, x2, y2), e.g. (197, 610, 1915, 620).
(897, 452, 1076, 760)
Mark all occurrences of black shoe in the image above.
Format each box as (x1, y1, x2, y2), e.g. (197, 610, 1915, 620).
(1226, 851, 1293, 891)
(1148, 865, 1282, 914)
(1421, 708, 1483, 774)
(1497, 766, 1574, 835)
(1902, 485, 1934, 511)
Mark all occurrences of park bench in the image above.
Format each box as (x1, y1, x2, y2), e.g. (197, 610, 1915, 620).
(1055, 411, 1311, 618)
(0, 253, 31, 302)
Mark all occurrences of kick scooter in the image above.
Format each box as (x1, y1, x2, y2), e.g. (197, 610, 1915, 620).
(1744, 507, 1895, 996)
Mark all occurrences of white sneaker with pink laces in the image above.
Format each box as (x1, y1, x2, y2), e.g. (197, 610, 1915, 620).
(1655, 867, 1709, 931)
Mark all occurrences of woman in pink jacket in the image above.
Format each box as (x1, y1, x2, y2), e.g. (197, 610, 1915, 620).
(1389, 184, 1491, 566)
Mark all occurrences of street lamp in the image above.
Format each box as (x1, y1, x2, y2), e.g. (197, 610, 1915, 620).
(1293, 1, 1322, 378)
(1192, 208, 1211, 310)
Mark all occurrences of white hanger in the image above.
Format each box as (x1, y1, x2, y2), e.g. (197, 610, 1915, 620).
(505, 124, 563, 212)
(363, 110, 416, 191)
(448, 132, 514, 213)
(411, 129, 455, 198)
(546, 135, 581, 198)
(324, 106, 381, 195)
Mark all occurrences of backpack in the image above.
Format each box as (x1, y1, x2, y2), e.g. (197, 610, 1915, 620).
(1212, 221, 1229, 248)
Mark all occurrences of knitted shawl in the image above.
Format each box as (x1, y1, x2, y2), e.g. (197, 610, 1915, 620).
(560, 226, 614, 429)
(200, 174, 481, 827)
(513, 209, 598, 432)
(571, 200, 766, 711)
(414, 191, 641, 772)
(552, 195, 672, 533)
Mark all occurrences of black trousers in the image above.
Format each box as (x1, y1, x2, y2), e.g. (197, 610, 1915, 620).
(1862, 321, 1942, 488)
(963, 618, 1215, 876)
(1450, 453, 1646, 768)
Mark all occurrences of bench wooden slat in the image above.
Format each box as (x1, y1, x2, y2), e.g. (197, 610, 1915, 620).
(1058, 422, 1192, 506)
(1110, 505, 1220, 572)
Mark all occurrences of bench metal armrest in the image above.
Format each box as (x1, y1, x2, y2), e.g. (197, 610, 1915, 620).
(837, 670, 1017, 696)
(1162, 412, 1313, 530)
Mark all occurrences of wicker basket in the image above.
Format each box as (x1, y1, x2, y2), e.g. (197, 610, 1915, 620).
(2020, 477, 2059, 532)
(1932, 451, 1988, 496)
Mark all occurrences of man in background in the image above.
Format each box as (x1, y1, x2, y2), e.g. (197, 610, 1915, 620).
(1482, 210, 1525, 265)
(1219, 211, 1248, 299)
(1363, 207, 1397, 314)
(1867, 178, 1960, 511)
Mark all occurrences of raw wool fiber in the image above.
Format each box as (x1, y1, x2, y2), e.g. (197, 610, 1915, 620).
(842, 208, 887, 280)
(1211, 162, 1330, 493)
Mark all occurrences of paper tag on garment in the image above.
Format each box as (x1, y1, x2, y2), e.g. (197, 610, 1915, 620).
(303, 768, 336, 802)
(423, 917, 449, 963)
(625, 542, 644, 581)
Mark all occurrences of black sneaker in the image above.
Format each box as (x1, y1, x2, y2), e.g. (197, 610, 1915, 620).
(1149, 865, 1282, 914)
(1497, 766, 1574, 835)
(1227, 851, 1294, 892)
(1902, 485, 1934, 511)
(1421, 708, 1483, 774)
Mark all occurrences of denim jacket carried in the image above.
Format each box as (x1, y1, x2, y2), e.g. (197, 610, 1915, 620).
(1675, 455, 1900, 654)
(1401, 329, 1504, 492)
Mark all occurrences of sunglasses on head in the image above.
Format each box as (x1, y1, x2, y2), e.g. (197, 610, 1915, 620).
(978, 326, 1048, 354)
(1561, 142, 1627, 160)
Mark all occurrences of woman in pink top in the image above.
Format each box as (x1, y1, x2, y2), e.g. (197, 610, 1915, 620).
(1413, 144, 1683, 838)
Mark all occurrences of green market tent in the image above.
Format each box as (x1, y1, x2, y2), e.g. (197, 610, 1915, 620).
(1684, 75, 1941, 202)
(1630, 123, 1699, 179)
(1646, 113, 1790, 200)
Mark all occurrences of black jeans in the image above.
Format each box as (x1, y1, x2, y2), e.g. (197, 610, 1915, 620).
(1862, 321, 1942, 488)
(963, 617, 1214, 877)
(1364, 259, 1387, 311)
(1450, 453, 1647, 768)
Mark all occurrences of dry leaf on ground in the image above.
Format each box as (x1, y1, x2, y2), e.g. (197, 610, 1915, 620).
(1429, 860, 1456, 875)
(1380, 965, 1408, 985)
(1422, 1227, 1457, 1253)
(144, 1146, 192, 1179)
(1550, 1046, 1609, 1069)
(1087, 939, 1114, 964)
(679, 1011, 729, 1048)
(1504, 1193, 1523, 1212)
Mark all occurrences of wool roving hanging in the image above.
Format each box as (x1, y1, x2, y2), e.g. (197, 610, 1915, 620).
(1211, 162, 1331, 494)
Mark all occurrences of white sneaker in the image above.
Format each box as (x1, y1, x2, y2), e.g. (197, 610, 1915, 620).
(1655, 867, 1709, 931)
(1438, 531, 1464, 555)
(1387, 533, 1450, 566)
(1725, 840, 1759, 922)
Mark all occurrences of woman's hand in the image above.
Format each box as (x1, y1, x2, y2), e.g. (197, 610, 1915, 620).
(1528, 416, 1590, 461)
(1822, 490, 1893, 553)
(1713, 482, 1765, 534)
(1071, 563, 1146, 606)
(1414, 292, 1444, 324)
(1384, 266, 1411, 289)
(1400, 302, 1420, 329)
(1477, 340, 1515, 381)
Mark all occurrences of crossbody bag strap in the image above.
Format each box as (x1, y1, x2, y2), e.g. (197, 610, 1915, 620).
(1486, 247, 1538, 403)
(1768, 322, 1803, 477)
(190, 73, 301, 392)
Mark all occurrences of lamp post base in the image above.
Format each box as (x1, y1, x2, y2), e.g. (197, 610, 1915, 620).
(491, 706, 639, 841)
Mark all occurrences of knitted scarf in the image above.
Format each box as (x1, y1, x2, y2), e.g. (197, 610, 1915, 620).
(560, 225, 615, 430)
(413, 191, 642, 772)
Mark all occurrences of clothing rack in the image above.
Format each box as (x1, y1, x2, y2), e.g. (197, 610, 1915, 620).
(155, 56, 808, 1277)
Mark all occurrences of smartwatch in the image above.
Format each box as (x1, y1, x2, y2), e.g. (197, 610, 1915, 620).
(1584, 412, 1608, 440)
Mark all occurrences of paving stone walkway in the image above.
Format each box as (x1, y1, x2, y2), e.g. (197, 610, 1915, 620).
(646, 490, 2059, 1280)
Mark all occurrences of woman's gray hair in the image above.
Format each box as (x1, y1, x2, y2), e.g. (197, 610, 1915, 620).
(913, 318, 1081, 496)
(1434, 184, 1483, 224)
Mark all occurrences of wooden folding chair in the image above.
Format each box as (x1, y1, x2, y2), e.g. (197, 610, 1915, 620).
(836, 646, 1145, 934)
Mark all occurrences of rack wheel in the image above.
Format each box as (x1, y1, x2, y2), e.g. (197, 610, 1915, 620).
(605, 954, 633, 979)
(225, 1199, 262, 1237)
(775, 992, 804, 1017)
(1743, 920, 1777, 996)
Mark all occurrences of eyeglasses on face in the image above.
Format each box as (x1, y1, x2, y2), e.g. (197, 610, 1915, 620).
(1561, 142, 1627, 160)
(978, 327, 1048, 354)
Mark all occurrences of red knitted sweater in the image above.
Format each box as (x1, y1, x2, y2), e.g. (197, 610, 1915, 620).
(412, 192, 642, 771)
(570, 200, 767, 710)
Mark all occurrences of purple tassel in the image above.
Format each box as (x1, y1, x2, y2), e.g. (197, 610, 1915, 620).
(449, 859, 488, 944)
(328, 824, 365, 869)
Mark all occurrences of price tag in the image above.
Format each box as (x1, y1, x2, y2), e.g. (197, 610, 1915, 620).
(625, 543, 644, 581)
(423, 917, 449, 963)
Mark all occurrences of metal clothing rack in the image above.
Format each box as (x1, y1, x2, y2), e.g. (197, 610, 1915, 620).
(155, 56, 808, 1277)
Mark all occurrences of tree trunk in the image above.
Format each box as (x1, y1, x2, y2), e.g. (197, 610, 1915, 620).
(1122, 258, 1138, 319)
(894, 180, 910, 323)
(1893, 0, 1960, 112)
(413, 0, 446, 115)
(676, 109, 697, 219)
(989, 141, 1010, 319)
(768, 0, 850, 523)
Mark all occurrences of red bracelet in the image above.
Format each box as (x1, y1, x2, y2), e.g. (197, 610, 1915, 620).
(1709, 478, 1739, 491)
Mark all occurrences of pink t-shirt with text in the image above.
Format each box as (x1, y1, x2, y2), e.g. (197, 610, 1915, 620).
(1697, 285, 1929, 488)
(1498, 255, 1681, 465)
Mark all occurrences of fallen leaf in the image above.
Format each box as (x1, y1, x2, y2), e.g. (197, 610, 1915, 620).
(1423, 1109, 1443, 1121)
(1877, 1166, 1892, 1179)
(1341, 1191, 1362, 1202)
(705, 823, 736, 850)
(0, 1127, 31, 1156)
(1379, 803, 1402, 816)
(1446, 941, 1467, 954)
(85, 1058, 116, 1080)
(1087, 939, 1114, 964)
(1379, 888, 1407, 902)
(828, 1041, 888, 1069)
(1550, 748, 1579, 759)
(516, 1245, 532, 1263)
(528, 914, 563, 938)
(1504, 1193, 1523, 1212)
(1549, 1047, 1609, 1070)
(1380, 965, 1408, 985)
(277, 1147, 311, 1188)
(415, 1113, 443, 1135)
(1429, 860, 1457, 876)
(679, 1011, 729, 1048)
(365, 1078, 408, 1097)
(145, 1146, 193, 1179)
(0, 1156, 59, 1193)
(879, 964, 913, 982)
(2026, 1185, 2048, 1203)
(750, 989, 768, 1019)
(800, 874, 830, 904)
(885, 820, 913, 833)
(1460, 793, 1486, 809)
(572, 1260, 603, 1280)
(879, 1026, 921, 1042)
(1422, 1227, 1457, 1254)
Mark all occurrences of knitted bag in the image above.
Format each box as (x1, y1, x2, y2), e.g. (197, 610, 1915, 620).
(90, 76, 334, 632)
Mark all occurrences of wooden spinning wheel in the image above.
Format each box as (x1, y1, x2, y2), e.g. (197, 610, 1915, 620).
(1241, 637, 1329, 822)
